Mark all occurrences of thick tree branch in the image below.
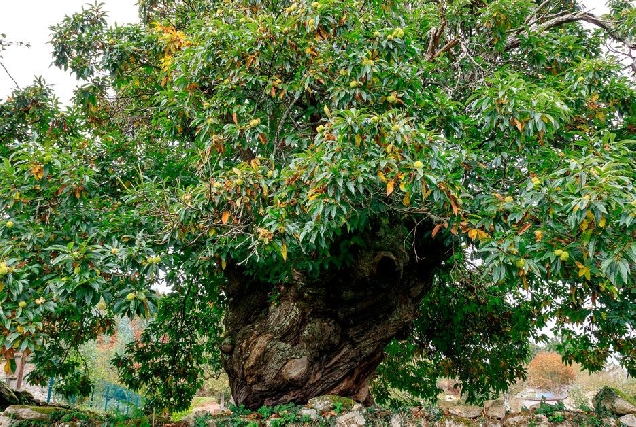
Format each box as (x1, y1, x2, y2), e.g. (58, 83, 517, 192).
(506, 11, 636, 51)
(428, 38, 460, 61)
(425, 2, 451, 61)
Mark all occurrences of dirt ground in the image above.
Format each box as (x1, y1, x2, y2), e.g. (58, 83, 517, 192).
(190, 396, 223, 415)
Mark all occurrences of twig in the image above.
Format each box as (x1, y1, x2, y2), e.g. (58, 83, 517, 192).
(273, 90, 302, 156)
(525, 0, 552, 25)
(0, 61, 20, 89)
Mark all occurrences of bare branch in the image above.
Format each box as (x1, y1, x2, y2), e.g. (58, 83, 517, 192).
(525, 0, 552, 25)
(506, 11, 636, 51)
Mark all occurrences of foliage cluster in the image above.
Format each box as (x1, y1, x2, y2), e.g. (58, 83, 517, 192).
(534, 399, 566, 423)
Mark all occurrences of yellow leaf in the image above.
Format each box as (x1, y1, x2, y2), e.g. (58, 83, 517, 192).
(377, 171, 387, 183)
(467, 229, 478, 241)
(599, 217, 606, 228)
(534, 230, 543, 242)
(281, 241, 288, 261)
(355, 134, 362, 146)
(477, 229, 490, 240)
(386, 180, 395, 196)
(4, 361, 12, 375)
(221, 259, 227, 270)
(578, 265, 591, 281)
(422, 188, 432, 200)
(399, 181, 407, 192)
(31, 164, 43, 180)
(221, 211, 230, 224)
(403, 193, 411, 207)
(324, 105, 331, 117)
(580, 219, 589, 231)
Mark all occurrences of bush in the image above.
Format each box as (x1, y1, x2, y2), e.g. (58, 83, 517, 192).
(527, 352, 576, 391)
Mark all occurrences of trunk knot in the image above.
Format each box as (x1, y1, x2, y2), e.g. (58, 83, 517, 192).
(373, 252, 401, 282)
(221, 337, 235, 354)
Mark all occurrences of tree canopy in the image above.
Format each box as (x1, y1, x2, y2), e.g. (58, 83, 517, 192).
(1, 0, 635, 412)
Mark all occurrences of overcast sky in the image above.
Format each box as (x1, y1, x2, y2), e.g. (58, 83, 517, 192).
(0, 0, 610, 105)
(0, 0, 138, 104)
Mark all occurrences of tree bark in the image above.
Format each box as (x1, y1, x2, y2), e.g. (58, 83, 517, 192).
(221, 224, 450, 409)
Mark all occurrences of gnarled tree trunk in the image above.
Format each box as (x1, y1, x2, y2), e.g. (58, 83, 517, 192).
(221, 226, 449, 409)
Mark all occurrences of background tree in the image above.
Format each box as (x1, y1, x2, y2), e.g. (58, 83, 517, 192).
(0, 0, 635, 412)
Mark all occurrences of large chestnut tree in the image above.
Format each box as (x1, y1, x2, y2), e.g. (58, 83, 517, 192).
(1, 0, 635, 412)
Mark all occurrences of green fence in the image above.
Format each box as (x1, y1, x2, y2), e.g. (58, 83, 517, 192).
(47, 379, 144, 413)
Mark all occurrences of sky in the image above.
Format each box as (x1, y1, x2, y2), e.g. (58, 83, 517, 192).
(0, 0, 611, 105)
(0, 0, 139, 104)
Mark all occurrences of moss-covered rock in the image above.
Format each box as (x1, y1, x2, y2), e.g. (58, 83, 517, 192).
(307, 395, 356, 413)
(0, 382, 18, 411)
(594, 387, 636, 415)
(4, 405, 61, 421)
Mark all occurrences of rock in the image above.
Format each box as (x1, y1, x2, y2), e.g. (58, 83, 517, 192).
(308, 395, 355, 413)
(533, 414, 552, 426)
(503, 413, 548, 427)
(14, 389, 37, 405)
(440, 417, 478, 426)
(182, 409, 214, 427)
(335, 410, 366, 426)
(299, 408, 318, 420)
(0, 415, 11, 427)
(484, 399, 507, 419)
(447, 404, 483, 419)
(594, 387, 636, 415)
(0, 382, 18, 410)
(440, 416, 502, 427)
(613, 398, 636, 415)
(507, 397, 524, 414)
(389, 414, 403, 426)
(3, 405, 59, 421)
(503, 414, 529, 426)
(620, 414, 636, 427)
